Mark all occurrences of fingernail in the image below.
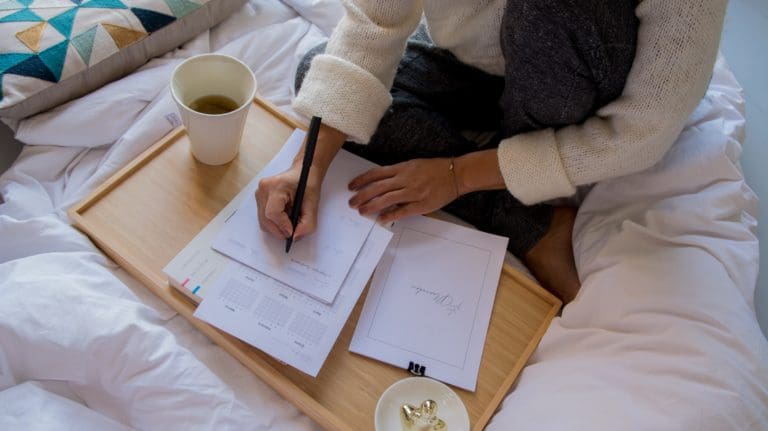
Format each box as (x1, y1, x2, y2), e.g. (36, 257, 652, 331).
(349, 199, 357, 208)
(348, 182, 357, 191)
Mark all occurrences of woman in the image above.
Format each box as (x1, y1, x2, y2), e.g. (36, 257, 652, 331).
(255, 0, 726, 303)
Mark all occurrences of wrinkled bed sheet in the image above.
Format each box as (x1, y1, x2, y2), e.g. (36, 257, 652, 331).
(1, 1, 766, 429)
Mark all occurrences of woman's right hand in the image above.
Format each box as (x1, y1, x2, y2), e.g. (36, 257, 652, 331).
(255, 164, 323, 241)
(255, 123, 347, 241)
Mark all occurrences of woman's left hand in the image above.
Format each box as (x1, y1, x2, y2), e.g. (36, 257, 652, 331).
(348, 158, 459, 223)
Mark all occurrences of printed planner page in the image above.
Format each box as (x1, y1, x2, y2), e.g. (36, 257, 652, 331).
(213, 129, 379, 303)
(196, 224, 393, 376)
(350, 216, 508, 391)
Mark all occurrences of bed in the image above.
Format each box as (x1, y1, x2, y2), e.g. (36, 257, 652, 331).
(1, 1, 767, 429)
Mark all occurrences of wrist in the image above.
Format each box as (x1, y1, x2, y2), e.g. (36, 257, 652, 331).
(291, 123, 346, 176)
(453, 156, 470, 196)
(454, 150, 506, 195)
(448, 157, 464, 197)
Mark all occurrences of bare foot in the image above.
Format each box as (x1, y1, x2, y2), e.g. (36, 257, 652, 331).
(524, 206, 581, 304)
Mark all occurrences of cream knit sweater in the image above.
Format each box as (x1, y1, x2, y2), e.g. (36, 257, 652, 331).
(293, 0, 727, 205)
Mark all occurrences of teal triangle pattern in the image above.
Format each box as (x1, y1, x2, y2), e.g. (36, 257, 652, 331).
(5, 55, 55, 82)
(17, 0, 31, 5)
(48, 7, 79, 38)
(164, 0, 199, 17)
(38, 40, 68, 81)
(80, 0, 126, 9)
(0, 0, 23, 11)
(131, 7, 174, 33)
(0, 8, 42, 22)
(0, 53, 33, 73)
(71, 25, 97, 65)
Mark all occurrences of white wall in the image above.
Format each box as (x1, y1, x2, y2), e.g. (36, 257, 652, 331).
(720, 0, 768, 337)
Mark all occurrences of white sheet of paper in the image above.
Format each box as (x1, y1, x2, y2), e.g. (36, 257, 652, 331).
(212, 129, 380, 303)
(349, 216, 508, 391)
(195, 223, 393, 376)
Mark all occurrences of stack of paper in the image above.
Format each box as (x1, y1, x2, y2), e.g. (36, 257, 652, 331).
(195, 226, 391, 376)
(191, 129, 393, 376)
(179, 129, 508, 387)
(212, 130, 381, 304)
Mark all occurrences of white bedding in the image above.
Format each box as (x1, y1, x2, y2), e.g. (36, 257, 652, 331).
(1, 1, 766, 430)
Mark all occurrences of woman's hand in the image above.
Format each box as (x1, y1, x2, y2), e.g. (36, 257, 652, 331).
(256, 165, 323, 240)
(255, 123, 347, 241)
(348, 158, 459, 223)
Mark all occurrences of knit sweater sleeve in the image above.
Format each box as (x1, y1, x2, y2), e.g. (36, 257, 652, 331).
(292, 0, 423, 143)
(497, 0, 727, 205)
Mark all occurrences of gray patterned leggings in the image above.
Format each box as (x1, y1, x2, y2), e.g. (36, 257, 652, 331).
(296, 0, 638, 258)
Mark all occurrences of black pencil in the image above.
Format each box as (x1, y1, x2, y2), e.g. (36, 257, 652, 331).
(286, 116, 322, 253)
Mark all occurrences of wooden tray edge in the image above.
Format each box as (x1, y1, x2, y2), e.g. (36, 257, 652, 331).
(473, 266, 560, 430)
(68, 98, 301, 220)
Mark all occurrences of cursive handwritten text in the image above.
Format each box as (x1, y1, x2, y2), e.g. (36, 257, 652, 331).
(409, 285, 463, 316)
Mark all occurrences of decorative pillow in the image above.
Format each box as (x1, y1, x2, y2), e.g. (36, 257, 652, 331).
(0, 0, 246, 119)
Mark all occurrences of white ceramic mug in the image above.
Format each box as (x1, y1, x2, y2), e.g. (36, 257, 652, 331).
(170, 54, 257, 165)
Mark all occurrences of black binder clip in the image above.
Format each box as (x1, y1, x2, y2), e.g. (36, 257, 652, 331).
(407, 361, 426, 376)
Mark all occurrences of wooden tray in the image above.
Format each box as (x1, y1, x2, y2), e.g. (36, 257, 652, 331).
(69, 97, 561, 431)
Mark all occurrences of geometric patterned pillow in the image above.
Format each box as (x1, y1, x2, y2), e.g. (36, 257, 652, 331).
(0, 0, 245, 119)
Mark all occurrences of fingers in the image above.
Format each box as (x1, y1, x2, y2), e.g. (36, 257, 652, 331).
(358, 189, 411, 215)
(256, 189, 282, 238)
(378, 203, 419, 224)
(349, 178, 402, 209)
(293, 196, 319, 240)
(255, 167, 324, 242)
(261, 190, 293, 237)
(348, 165, 396, 191)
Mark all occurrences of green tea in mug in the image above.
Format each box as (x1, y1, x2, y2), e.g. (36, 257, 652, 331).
(189, 95, 240, 115)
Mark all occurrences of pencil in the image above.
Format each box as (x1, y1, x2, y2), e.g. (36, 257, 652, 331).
(286, 116, 322, 253)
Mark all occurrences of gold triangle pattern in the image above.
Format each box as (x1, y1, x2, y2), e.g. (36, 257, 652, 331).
(15, 22, 46, 52)
(101, 23, 147, 49)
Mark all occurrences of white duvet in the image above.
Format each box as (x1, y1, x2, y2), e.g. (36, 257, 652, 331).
(1, 1, 766, 430)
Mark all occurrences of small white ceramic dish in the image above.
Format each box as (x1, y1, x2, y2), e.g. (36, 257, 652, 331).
(375, 377, 469, 431)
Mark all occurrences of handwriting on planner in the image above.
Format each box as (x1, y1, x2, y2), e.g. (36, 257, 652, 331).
(410, 285, 463, 316)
